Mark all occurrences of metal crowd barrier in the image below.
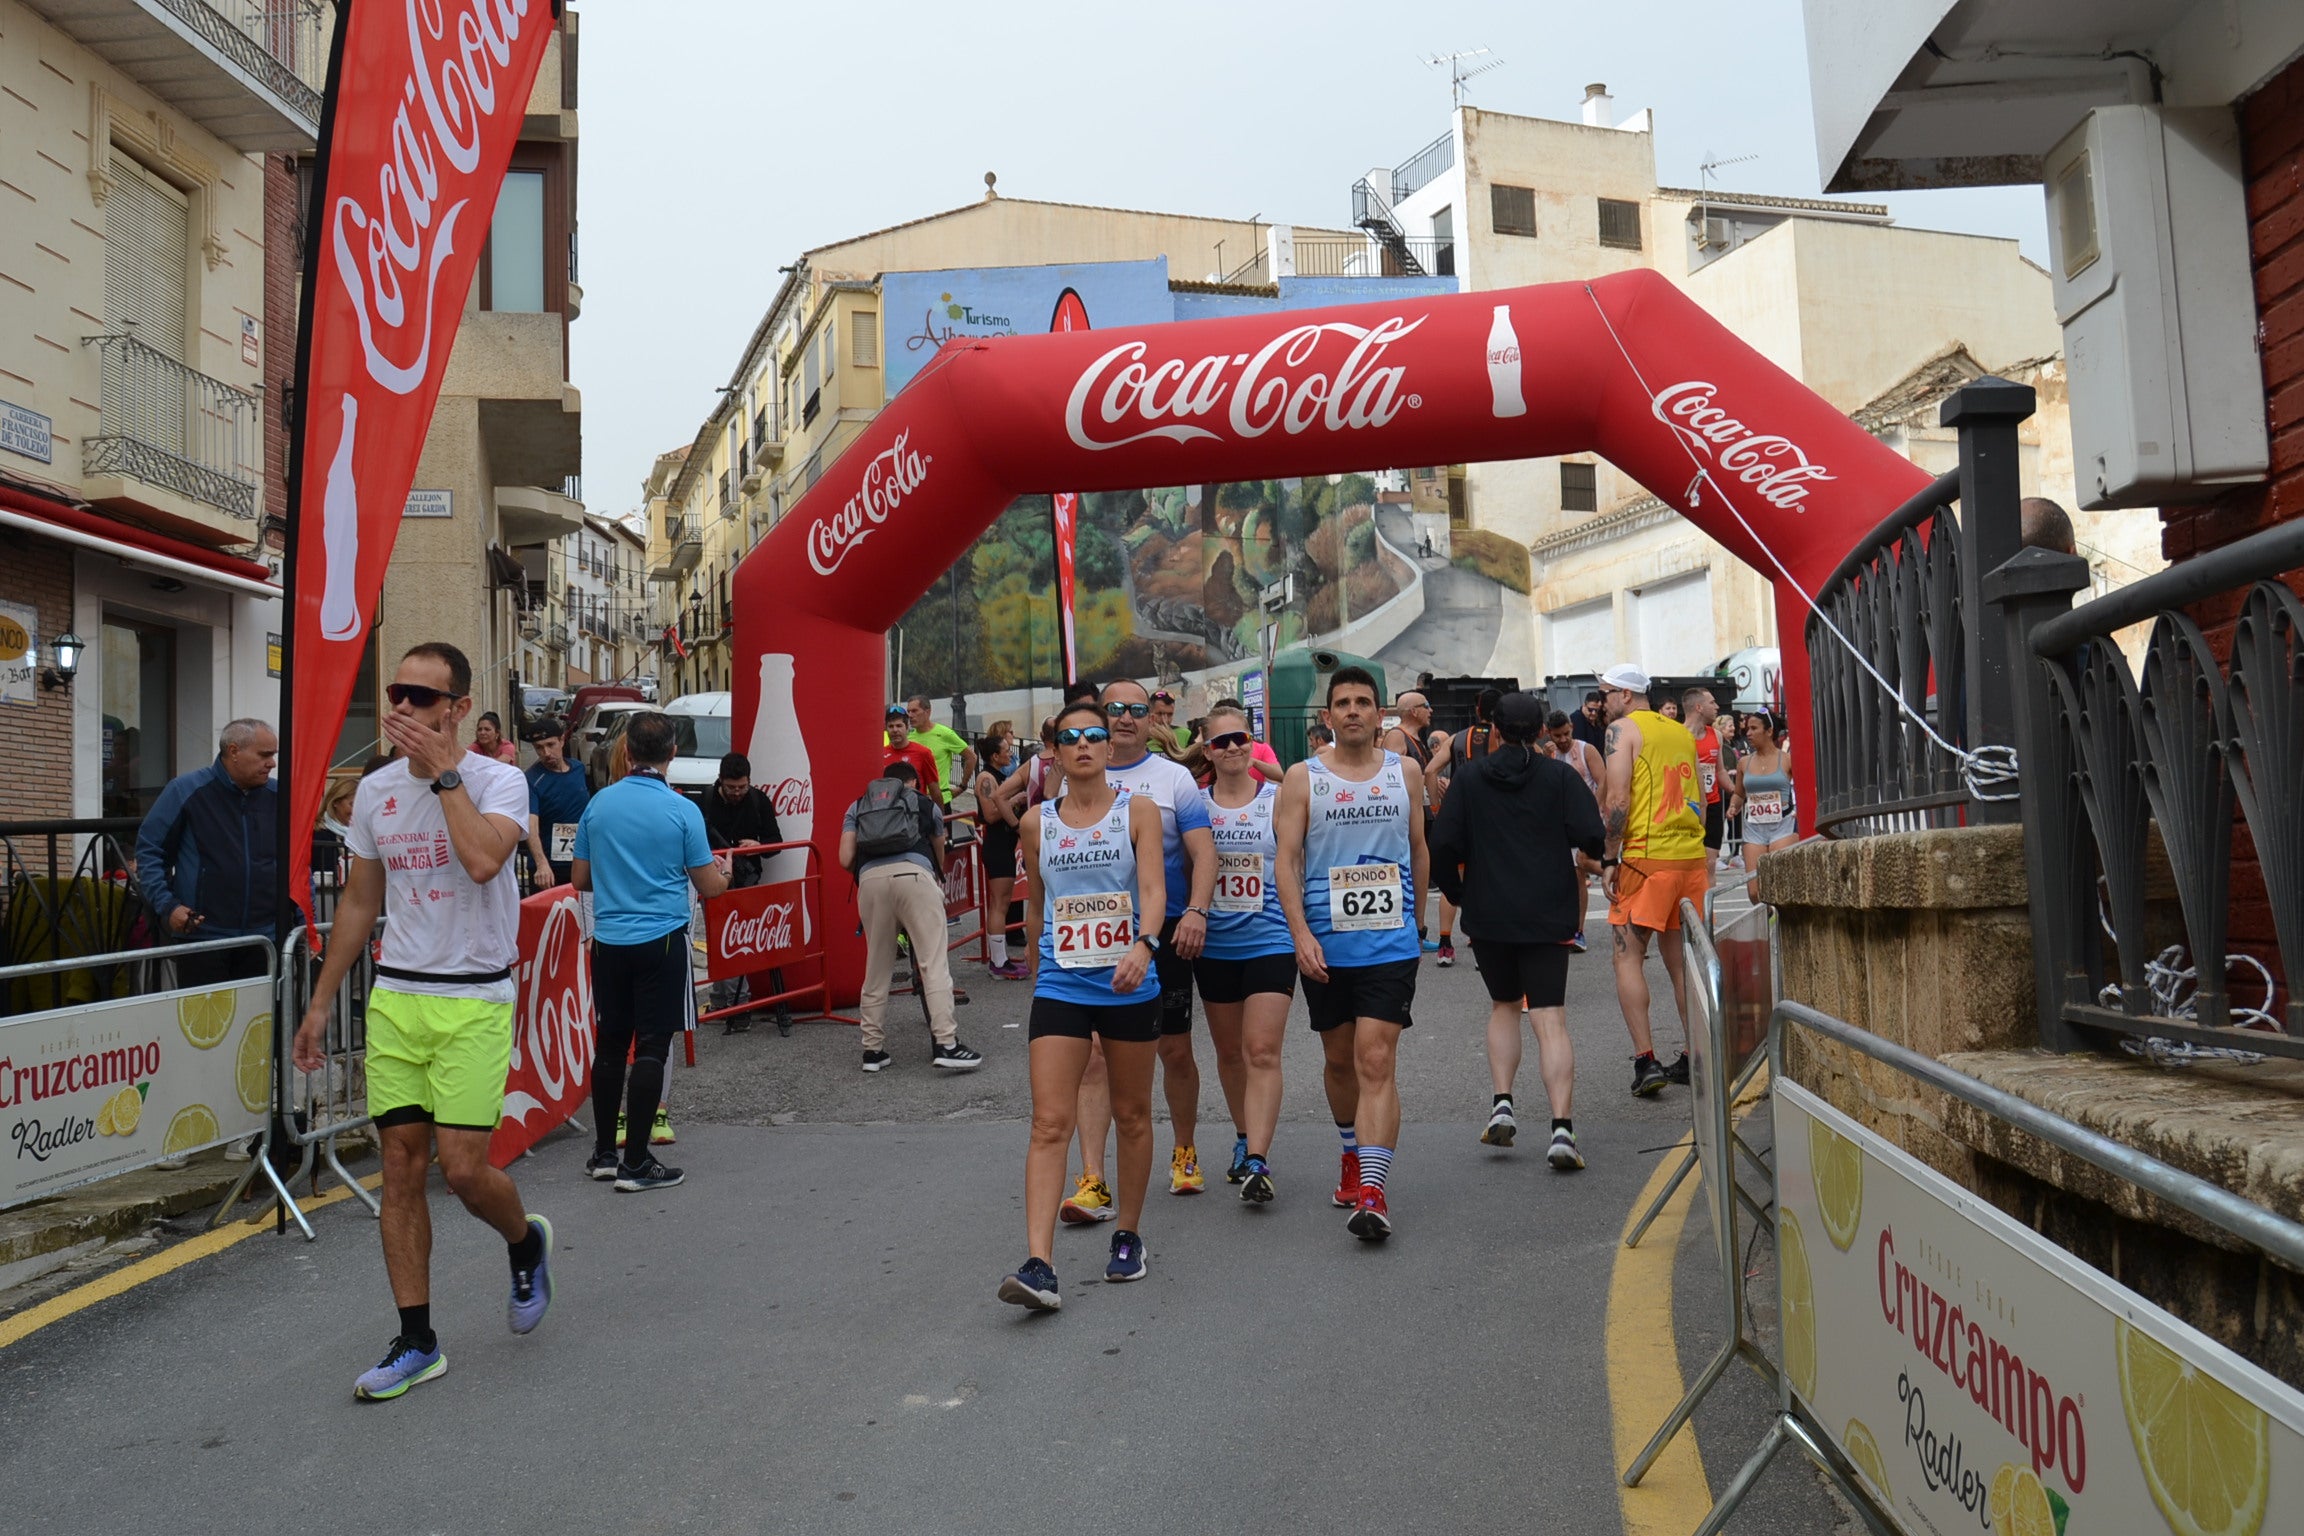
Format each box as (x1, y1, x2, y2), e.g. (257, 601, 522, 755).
(694, 840, 855, 1030)
(218, 918, 386, 1238)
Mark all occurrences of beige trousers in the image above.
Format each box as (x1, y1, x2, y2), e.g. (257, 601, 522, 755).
(856, 862, 957, 1050)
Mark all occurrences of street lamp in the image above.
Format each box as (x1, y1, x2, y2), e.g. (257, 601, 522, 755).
(41, 631, 82, 692)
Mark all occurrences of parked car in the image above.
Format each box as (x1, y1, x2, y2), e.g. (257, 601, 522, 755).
(577, 700, 654, 790)
(663, 691, 732, 804)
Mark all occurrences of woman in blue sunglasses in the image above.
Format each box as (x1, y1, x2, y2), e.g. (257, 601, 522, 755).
(998, 699, 1168, 1313)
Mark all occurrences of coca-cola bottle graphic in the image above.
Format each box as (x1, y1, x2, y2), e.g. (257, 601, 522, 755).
(318, 393, 365, 641)
(749, 652, 813, 942)
(1487, 305, 1527, 419)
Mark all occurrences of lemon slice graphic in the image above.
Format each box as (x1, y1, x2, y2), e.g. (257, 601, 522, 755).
(108, 1084, 144, 1137)
(1779, 1207, 1816, 1401)
(2119, 1318, 2269, 1536)
(177, 987, 236, 1049)
(236, 1014, 272, 1115)
(1843, 1418, 1890, 1504)
(163, 1103, 219, 1156)
(1809, 1115, 1864, 1252)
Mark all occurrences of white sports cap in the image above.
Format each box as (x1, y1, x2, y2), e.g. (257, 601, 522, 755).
(1600, 662, 1651, 693)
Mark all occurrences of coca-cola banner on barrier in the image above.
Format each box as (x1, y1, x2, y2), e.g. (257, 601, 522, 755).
(703, 879, 809, 981)
(490, 887, 593, 1168)
(737, 271, 1935, 1002)
(284, 0, 559, 937)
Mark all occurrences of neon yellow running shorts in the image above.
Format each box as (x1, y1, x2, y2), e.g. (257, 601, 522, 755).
(366, 987, 514, 1131)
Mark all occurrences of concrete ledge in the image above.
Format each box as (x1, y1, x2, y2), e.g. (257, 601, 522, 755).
(0, 1152, 243, 1274)
(1939, 1048, 2304, 1253)
(1753, 823, 2029, 910)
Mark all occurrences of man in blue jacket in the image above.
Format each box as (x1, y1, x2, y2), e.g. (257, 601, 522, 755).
(136, 718, 280, 987)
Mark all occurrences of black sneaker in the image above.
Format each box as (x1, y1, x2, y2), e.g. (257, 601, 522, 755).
(1631, 1055, 1669, 1097)
(1662, 1051, 1691, 1085)
(932, 1041, 983, 1072)
(613, 1157, 685, 1192)
(998, 1255, 1061, 1311)
(1240, 1161, 1275, 1204)
(583, 1150, 618, 1182)
(1105, 1228, 1148, 1282)
(951, 986, 971, 1006)
(862, 1050, 893, 1073)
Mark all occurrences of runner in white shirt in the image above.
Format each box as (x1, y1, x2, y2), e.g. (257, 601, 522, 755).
(292, 642, 554, 1403)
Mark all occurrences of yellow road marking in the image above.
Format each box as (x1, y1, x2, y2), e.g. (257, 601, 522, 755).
(0, 1173, 383, 1352)
(1608, 1064, 1776, 1535)
(1609, 1134, 1715, 1534)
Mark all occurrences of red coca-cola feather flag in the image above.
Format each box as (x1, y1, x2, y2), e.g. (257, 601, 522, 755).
(281, 0, 559, 937)
(1047, 289, 1090, 682)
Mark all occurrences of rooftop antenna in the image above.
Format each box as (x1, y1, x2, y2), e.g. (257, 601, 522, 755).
(1424, 46, 1504, 109)
(1697, 151, 1760, 216)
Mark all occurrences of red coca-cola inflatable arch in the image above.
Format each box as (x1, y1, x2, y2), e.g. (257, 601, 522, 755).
(734, 268, 1927, 1003)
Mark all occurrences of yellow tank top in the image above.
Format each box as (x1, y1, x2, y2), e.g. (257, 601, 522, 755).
(1624, 711, 1706, 860)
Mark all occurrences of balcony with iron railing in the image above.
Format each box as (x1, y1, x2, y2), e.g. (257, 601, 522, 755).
(80, 331, 262, 533)
(650, 514, 701, 582)
(1292, 234, 1455, 279)
(34, 0, 329, 150)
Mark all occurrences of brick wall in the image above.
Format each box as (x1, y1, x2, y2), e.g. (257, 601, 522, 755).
(263, 153, 300, 532)
(0, 532, 77, 821)
(2151, 56, 2304, 999)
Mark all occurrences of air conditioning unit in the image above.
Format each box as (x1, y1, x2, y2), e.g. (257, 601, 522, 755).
(1697, 217, 1731, 250)
(2043, 105, 2269, 507)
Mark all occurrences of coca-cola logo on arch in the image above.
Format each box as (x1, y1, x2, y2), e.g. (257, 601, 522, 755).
(1651, 381, 1836, 511)
(767, 776, 812, 820)
(807, 431, 932, 576)
(1064, 316, 1426, 452)
(719, 900, 796, 960)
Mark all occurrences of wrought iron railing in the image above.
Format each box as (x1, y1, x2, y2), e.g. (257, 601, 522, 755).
(1292, 235, 1453, 279)
(1806, 378, 2033, 836)
(1993, 513, 2304, 1062)
(82, 332, 262, 520)
(157, 0, 328, 121)
(2, 819, 151, 1016)
(1392, 130, 1455, 202)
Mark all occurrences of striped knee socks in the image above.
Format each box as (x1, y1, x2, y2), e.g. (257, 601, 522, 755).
(1357, 1145, 1393, 1192)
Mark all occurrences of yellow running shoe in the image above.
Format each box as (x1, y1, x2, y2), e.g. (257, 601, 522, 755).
(651, 1107, 676, 1145)
(1060, 1171, 1116, 1224)
(1170, 1144, 1205, 1195)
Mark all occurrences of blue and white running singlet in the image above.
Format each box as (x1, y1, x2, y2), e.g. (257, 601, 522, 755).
(1302, 751, 1419, 966)
(1035, 791, 1162, 1008)
(1202, 781, 1290, 961)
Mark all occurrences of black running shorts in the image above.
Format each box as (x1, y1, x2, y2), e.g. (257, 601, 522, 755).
(1191, 951, 1299, 1005)
(1302, 957, 1417, 1032)
(1469, 938, 1572, 1009)
(1028, 996, 1161, 1044)
(1703, 800, 1725, 851)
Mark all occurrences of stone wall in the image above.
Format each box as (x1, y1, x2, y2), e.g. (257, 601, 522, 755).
(1757, 824, 2304, 1389)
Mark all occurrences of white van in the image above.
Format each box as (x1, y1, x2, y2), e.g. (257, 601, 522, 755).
(663, 691, 733, 804)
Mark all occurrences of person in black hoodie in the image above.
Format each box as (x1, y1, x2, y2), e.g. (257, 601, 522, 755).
(1428, 690, 1605, 1171)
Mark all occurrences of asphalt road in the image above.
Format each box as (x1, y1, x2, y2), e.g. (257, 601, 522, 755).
(0, 887, 1848, 1533)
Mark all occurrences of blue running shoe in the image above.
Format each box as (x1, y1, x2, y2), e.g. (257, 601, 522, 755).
(1105, 1228, 1148, 1282)
(1226, 1135, 1250, 1184)
(353, 1335, 445, 1401)
(997, 1256, 1061, 1311)
(508, 1214, 552, 1335)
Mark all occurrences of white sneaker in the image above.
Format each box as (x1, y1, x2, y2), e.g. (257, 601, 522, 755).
(1479, 1101, 1517, 1148)
(1548, 1127, 1585, 1171)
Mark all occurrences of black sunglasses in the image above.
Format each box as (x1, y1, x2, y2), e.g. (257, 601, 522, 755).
(386, 683, 466, 709)
(1055, 726, 1110, 747)
(1207, 731, 1252, 750)
(1104, 701, 1151, 719)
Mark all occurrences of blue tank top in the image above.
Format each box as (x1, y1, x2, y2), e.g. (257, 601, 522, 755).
(1035, 790, 1162, 1008)
(1303, 750, 1420, 966)
(1203, 781, 1290, 960)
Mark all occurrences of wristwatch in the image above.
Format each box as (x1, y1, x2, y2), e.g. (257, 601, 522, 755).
(431, 768, 463, 796)
(1183, 905, 1210, 920)
(1601, 856, 1621, 868)
(1138, 932, 1163, 955)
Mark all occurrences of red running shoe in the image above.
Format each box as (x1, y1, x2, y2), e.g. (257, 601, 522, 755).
(1347, 1186, 1392, 1242)
(1332, 1150, 1362, 1209)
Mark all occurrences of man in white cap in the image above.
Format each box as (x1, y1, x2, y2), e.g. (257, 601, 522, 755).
(1596, 663, 1706, 1096)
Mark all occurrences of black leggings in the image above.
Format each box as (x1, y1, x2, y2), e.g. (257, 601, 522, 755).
(591, 930, 690, 1161)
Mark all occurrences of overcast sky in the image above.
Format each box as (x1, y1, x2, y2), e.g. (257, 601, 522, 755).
(572, 0, 2046, 518)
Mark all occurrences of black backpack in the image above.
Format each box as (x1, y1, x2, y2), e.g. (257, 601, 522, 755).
(852, 778, 930, 859)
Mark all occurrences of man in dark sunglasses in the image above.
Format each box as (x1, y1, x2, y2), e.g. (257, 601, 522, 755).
(292, 641, 555, 1403)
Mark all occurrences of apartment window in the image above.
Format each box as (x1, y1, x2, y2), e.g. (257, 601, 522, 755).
(104, 154, 190, 360)
(488, 170, 546, 311)
(1560, 461, 1598, 512)
(1491, 184, 1537, 238)
(802, 332, 822, 426)
(851, 311, 879, 368)
(1598, 198, 1643, 250)
(1430, 205, 1456, 278)
(101, 619, 176, 818)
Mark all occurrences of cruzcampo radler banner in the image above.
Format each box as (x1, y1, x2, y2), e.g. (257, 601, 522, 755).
(1775, 1079, 2304, 1536)
(284, 0, 558, 935)
(2, 977, 270, 1210)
